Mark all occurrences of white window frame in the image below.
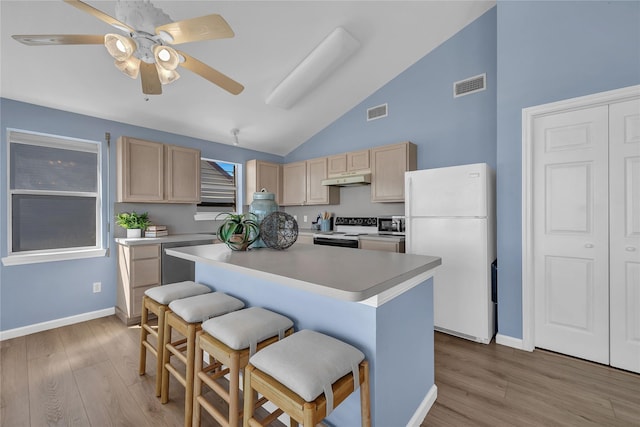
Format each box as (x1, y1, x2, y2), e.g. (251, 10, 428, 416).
(194, 157, 243, 221)
(2, 129, 106, 266)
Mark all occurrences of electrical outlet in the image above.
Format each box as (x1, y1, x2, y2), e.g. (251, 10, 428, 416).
(93, 282, 101, 293)
(303, 215, 308, 223)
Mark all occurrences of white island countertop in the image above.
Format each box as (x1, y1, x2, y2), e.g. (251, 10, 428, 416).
(165, 243, 440, 303)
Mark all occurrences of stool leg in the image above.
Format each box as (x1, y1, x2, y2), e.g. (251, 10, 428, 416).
(139, 296, 149, 376)
(243, 365, 255, 427)
(161, 314, 172, 404)
(229, 352, 240, 427)
(155, 305, 167, 397)
(360, 360, 371, 427)
(193, 332, 204, 427)
(302, 403, 314, 427)
(184, 323, 197, 427)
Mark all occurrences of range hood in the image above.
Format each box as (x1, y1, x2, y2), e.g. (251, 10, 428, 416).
(321, 173, 371, 187)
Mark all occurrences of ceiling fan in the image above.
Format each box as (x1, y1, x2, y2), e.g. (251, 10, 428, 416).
(12, 0, 244, 96)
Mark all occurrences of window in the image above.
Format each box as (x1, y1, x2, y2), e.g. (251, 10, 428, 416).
(3, 129, 105, 266)
(197, 158, 240, 215)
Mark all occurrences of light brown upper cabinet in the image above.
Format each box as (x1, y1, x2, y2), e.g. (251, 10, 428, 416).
(327, 149, 370, 175)
(370, 141, 417, 202)
(117, 136, 201, 203)
(282, 161, 307, 205)
(282, 158, 339, 206)
(306, 157, 339, 205)
(246, 160, 282, 204)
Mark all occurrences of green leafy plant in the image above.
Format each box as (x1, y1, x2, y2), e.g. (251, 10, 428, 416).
(216, 212, 260, 251)
(115, 211, 150, 230)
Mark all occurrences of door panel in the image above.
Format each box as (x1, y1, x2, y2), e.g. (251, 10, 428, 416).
(533, 105, 609, 364)
(610, 98, 640, 373)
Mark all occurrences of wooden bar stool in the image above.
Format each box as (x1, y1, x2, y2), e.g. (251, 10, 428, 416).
(161, 292, 245, 427)
(243, 329, 371, 427)
(139, 281, 212, 397)
(193, 307, 295, 427)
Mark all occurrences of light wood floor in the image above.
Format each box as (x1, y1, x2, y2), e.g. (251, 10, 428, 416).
(1, 316, 639, 426)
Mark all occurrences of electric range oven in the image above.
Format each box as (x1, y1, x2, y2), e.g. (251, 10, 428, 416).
(312, 217, 378, 248)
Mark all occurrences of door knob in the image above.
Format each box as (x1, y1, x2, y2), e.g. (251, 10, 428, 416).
(626, 246, 637, 252)
(584, 243, 594, 248)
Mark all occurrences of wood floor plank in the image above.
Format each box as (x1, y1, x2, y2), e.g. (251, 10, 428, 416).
(1, 337, 30, 426)
(73, 359, 151, 427)
(25, 328, 64, 360)
(27, 351, 90, 426)
(57, 321, 109, 371)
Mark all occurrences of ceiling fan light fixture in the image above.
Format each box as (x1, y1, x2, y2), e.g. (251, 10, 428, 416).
(104, 33, 136, 61)
(115, 57, 141, 79)
(155, 63, 180, 85)
(154, 45, 179, 71)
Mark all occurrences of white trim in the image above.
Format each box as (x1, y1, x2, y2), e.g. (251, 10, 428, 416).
(1, 248, 107, 266)
(359, 269, 437, 307)
(0, 307, 115, 341)
(521, 84, 640, 353)
(406, 384, 438, 427)
(496, 333, 526, 351)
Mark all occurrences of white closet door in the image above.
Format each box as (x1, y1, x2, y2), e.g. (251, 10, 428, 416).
(533, 106, 610, 364)
(610, 98, 640, 373)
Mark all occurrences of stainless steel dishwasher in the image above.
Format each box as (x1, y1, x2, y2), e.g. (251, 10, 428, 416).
(161, 240, 211, 285)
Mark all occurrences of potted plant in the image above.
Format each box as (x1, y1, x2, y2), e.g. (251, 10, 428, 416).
(116, 211, 150, 238)
(216, 212, 260, 251)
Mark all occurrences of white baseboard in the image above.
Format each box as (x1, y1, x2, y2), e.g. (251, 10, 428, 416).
(0, 307, 116, 341)
(406, 384, 438, 427)
(496, 333, 527, 350)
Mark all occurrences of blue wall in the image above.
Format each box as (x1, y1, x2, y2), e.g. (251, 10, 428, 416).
(285, 7, 498, 171)
(495, 0, 640, 339)
(0, 98, 283, 332)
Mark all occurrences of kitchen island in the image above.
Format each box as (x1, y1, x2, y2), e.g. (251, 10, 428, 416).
(165, 242, 441, 426)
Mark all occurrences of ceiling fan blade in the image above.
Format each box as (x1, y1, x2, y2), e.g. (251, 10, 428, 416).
(63, 0, 134, 33)
(140, 62, 162, 95)
(156, 15, 234, 45)
(178, 51, 243, 95)
(12, 34, 104, 46)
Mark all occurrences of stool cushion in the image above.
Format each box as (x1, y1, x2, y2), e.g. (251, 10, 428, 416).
(202, 307, 293, 353)
(249, 329, 364, 403)
(169, 292, 245, 323)
(145, 281, 211, 305)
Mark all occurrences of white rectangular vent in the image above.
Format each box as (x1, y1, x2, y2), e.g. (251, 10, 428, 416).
(454, 73, 486, 98)
(367, 103, 388, 121)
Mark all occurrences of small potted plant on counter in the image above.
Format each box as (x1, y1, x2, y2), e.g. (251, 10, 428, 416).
(216, 212, 260, 251)
(116, 211, 150, 238)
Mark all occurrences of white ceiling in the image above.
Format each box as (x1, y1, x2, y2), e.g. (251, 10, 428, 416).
(0, 1, 494, 156)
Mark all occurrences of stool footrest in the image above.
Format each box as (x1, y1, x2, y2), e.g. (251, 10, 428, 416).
(164, 363, 186, 388)
(142, 340, 158, 358)
(142, 323, 158, 336)
(196, 396, 231, 427)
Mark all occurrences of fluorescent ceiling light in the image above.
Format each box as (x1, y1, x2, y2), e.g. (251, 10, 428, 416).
(266, 27, 360, 109)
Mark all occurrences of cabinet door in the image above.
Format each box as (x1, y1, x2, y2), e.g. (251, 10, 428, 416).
(282, 162, 307, 205)
(327, 154, 347, 175)
(306, 158, 330, 205)
(117, 137, 164, 202)
(246, 160, 282, 205)
(371, 142, 417, 202)
(347, 149, 370, 171)
(166, 145, 201, 203)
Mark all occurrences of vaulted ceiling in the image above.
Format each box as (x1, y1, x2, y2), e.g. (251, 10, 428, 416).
(1, 1, 495, 155)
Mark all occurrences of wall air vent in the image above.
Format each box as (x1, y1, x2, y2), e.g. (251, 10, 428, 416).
(367, 103, 388, 121)
(454, 73, 486, 98)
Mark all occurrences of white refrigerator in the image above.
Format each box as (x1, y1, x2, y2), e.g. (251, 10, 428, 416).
(405, 163, 496, 344)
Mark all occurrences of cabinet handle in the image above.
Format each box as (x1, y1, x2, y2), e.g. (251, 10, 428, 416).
(584, 243, 594, 248)
(626, 246, 637, 252)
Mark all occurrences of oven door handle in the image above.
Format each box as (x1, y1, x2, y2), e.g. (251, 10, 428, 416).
(313, 237, 359, 248)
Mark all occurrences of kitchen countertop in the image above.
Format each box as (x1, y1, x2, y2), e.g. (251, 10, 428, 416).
(114, 233, 215, 246)
(165, 242, 440, 302)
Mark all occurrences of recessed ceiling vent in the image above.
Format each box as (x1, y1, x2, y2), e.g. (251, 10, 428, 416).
(367, 103, 388, 121)
(454, 73, 486, 98)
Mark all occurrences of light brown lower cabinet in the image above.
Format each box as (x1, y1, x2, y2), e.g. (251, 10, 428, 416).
(116, 244, 161, 325)
(359, 239, 405, 253)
